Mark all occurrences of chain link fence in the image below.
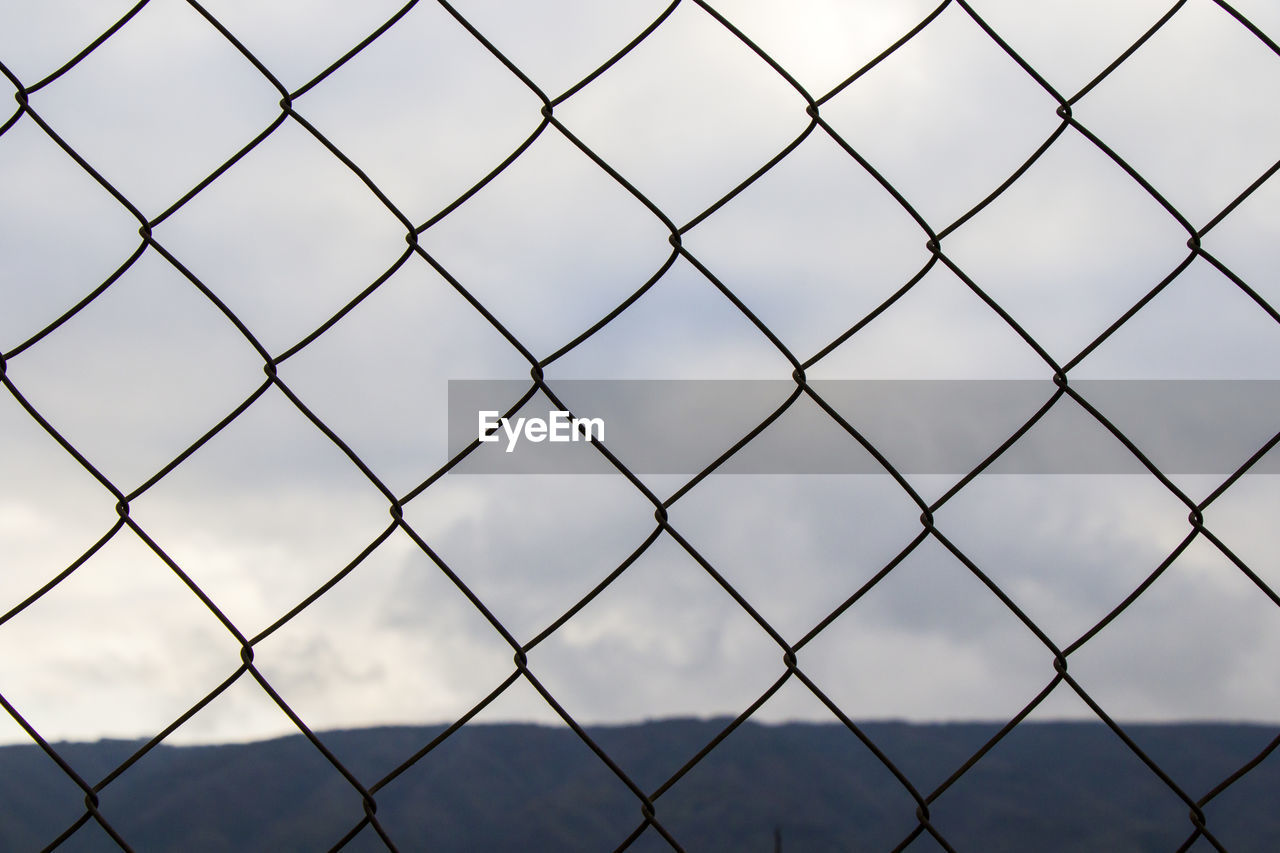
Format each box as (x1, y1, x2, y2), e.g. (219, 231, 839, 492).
(1, 0, 1278, 849)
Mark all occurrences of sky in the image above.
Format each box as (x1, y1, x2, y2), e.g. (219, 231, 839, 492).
(0, 0, 1278, 747)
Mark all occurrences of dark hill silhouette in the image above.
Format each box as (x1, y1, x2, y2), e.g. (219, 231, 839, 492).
(1, 720, 1276, 851)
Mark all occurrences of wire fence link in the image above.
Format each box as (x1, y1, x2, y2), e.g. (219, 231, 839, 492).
(2, 0, 1278, 849)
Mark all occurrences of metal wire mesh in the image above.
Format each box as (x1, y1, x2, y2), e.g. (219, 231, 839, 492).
(1, 0, 1278, 849)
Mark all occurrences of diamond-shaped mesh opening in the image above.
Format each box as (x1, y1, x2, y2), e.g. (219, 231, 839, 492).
(1, 1, 1277, 849)
(273, 258, 528, 492)
(0, 119, 140, 348)
(420, 129, 674, 356)
(942, 130, 1192, 360)
(554, 1, 810, 223)
(20, 0, 281, 214)
(1072, 0, 1280, 222)
(817, 2, 1061, 227)
(292, 0, 544, 223)
(3, 250, 265, 486)
(682, 131, 927, 355)
(125, 387, 395, 639)
(156, 119, 411, 356)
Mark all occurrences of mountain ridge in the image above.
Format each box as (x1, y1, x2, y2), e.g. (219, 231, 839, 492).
(3, 719, 1276, 851)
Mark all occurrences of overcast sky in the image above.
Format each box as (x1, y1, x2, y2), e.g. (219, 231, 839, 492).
(1, 0, 1278, 747)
